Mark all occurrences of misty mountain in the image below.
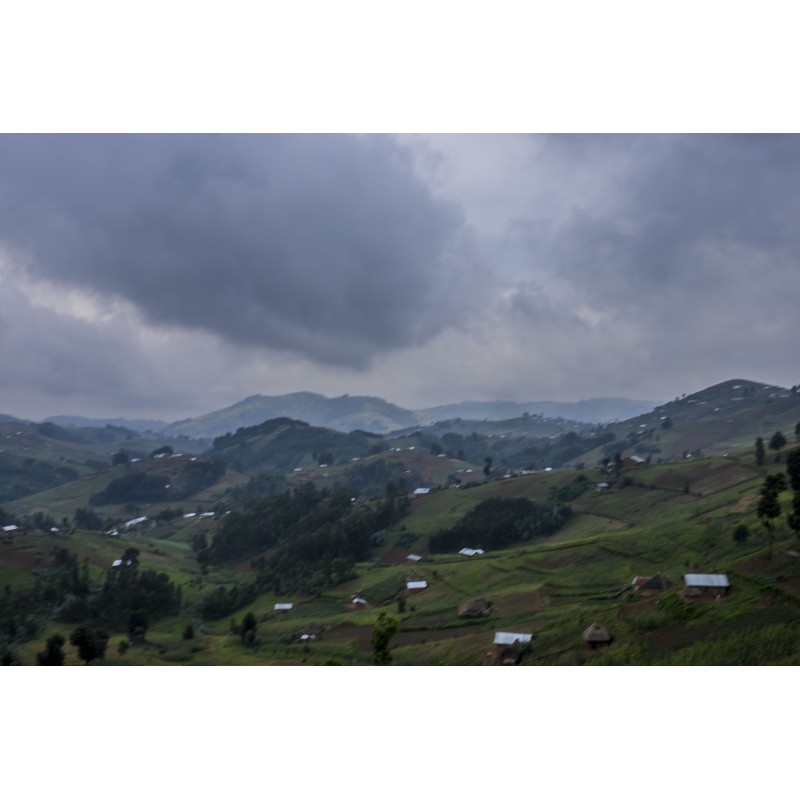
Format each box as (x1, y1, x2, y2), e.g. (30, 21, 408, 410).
(418, 397, 658, 425)
(161, 392, 658, 439)
(164, 392, 421, 438)
(43, 415, 169, 433)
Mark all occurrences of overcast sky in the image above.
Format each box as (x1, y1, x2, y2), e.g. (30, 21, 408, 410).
(1, 133, 798, 421)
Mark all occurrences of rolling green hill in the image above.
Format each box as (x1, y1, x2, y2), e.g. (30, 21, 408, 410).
(4, 438, 800, 666)
(4, 376, 800, 666)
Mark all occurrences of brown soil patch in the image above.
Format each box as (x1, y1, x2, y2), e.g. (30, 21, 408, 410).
(381, 547, 422, 566)
(0, 545, 41, 571)
(323, 622, 481, 653)
(534, 552, 582, 569)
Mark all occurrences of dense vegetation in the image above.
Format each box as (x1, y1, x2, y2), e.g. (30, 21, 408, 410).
(89, 458, 225, 506)
(428, 495, 573, 553)
(0, 454, 79, 504)
(0, 544, 181, 664)
(201, 480, 411, 615)
(210, 418, 386, 473)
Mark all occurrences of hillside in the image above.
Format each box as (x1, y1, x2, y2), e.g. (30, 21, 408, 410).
(160, 391, 658, 439)
(419, 396, 658, 425)
(164, 392, 422, 438)
(4, 376, 800, 666)
(4, 434, 800, 666)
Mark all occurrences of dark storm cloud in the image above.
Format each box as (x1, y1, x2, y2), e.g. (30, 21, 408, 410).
(0, 134, 473, 367)
(514, 135, 800, 377)
(538, 134, 800, 293)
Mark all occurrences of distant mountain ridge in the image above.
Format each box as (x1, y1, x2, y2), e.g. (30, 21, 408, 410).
(161, 391, 658, 439)
(163, 392, 422, 439)
(418, 397, 658, 425)
(43, 415, 169, 433)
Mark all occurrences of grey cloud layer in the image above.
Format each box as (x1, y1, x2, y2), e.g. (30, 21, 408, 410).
(511, 134, 800, 381)
(0, 135, 474, 367)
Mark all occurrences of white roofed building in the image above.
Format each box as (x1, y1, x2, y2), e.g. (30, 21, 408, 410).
(683, 573, 730, 597)
(493, 631, 532, 646)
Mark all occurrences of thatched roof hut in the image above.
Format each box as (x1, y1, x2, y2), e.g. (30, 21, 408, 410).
(583, 622, 612, 649)
(458, 597, 492, 618)
(633, 571, 672, 592)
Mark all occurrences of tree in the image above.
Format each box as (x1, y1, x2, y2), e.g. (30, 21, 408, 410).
(69, 627, 109, 665)
(36, 634, 66, 666)
(786, 450, 800, 491)
(755, 437, 765, 466)
(788, 491, 800, 541)
(757, 473, 788, 559)
(660, 417, 673, 430)
(371, 611, 398, 665)
(111, 450, 129, 466)
(613, 452, 623, 477)
(483, 457, 492, 477)
(795, 421, 800, 442)
(732, 524, 750, 544)
(128, 611, 148, 642)
(241, 612, 257, 646)
(769, 431, 787, 452)
(182, 623, 195, 640)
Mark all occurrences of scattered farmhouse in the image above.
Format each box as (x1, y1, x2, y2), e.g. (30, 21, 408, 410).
(631, 572, 672, 593)
(346, 594, 370, 609)
(622, 455, 647, 468)
(458, 548, 484, 556)
(406, 579, 428, 592)
(489, 631, 533, 666)
(413, 487, 431, 496)
(458, 597, 492, 618)
(274, 603, 294, 612)
(583, 622, 612, 649)
(682, 573, 730, 598)
(406, 553, 423, 562)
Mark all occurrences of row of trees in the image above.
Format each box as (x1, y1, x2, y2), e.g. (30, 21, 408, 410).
(753, 446, 800, 557)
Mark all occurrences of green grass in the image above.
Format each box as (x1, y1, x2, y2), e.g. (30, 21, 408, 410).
(7, 449, 800, 665)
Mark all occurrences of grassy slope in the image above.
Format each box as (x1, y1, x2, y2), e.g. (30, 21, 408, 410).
(7, 438, 800, 666)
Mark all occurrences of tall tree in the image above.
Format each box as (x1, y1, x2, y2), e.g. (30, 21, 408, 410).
(69, 627, 109, 665)
(769, 431, 787, 452)
(371, 611, 398, 665)
(786, 450, 800, 491)
(757, 473, 788, 559)
(788, 491, 800, 542)
(755, 437, 765, 466)
(36, 634, 66, 666)
(241, 612, 258, 646)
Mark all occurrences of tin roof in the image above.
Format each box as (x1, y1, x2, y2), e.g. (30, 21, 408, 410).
(459, 548, 484, 556)
(406, 580, 428, 590)
(684, 573, 730, 588)
(274, 603, 294, 610)
(494, 631, 532, 645)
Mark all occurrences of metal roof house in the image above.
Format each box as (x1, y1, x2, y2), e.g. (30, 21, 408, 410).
(683, 573, 730, 597)
(406, 580, 428, 591)
(274, 603, 294, 611)
(406, 553, 422, 562)
(459, 548, 484, 556)
(493, 631, 532, 646)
